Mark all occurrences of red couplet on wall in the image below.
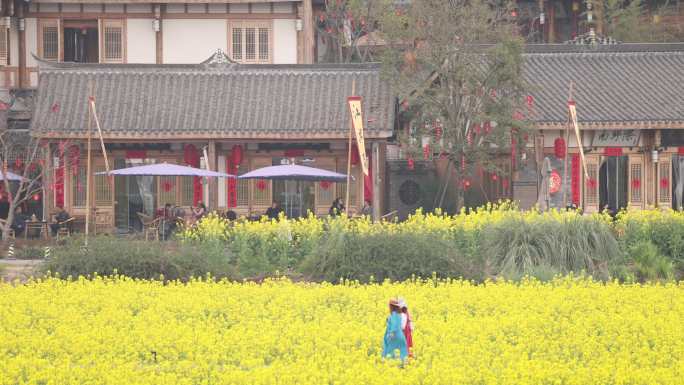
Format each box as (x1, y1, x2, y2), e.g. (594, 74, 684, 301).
(604, 147, 623, 157)
(571, 154, 580, 205)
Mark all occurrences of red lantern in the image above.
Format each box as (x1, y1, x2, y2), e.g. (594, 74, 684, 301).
(526, 95, 534, 108)
(502, 178, 510, 190)
(631, 179, 641, 189)
(513, 111, 524, 121)
(256, 180, 267, 191)
(14, 158, 22, 168)
(320, 181, 331, 190)
(51, 103, 60, 113)
(434, 121, 442, 139)
(586, 178, 598, 189)
(32, 193, 40, 201)
(231, 145, 243, 166)
(462, 179, 471, 189)
(162, 180, 174, 192)
(660, 178, 669, 189)
(549, 170, 561, 194)
(554, 137, 566, 159)
(423, 144, 430, 160)
(491, 173, 498, 181)
(407, 157, 415, 170)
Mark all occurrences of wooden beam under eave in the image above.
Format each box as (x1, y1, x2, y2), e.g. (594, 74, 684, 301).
(30, 0, 294, 3)
(31, 131, 396, 141)
(535, 121, 684, 130)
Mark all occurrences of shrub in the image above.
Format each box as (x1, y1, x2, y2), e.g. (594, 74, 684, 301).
(42, 236, 237, 281)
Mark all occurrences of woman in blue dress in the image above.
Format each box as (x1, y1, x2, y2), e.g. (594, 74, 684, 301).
(382, 298, 408, 361)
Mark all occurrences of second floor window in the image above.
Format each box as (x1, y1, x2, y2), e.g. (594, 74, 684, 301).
(0, 27, 8, 66)
(39, 18, 124, 63)
(230, 21, 271, 64)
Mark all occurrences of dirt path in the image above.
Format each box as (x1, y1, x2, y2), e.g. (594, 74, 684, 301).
(0, 259, 43, 282)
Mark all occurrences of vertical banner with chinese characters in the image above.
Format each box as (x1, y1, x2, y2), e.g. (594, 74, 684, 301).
(347, 96, 369, 176)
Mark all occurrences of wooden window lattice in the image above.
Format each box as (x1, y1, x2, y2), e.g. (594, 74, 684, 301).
(659, 160, 671, 204)
(0, 28, 8, 66)
(629, 161, 642, 204)
(229, 22, 271, 64)
(585, 163, 599, 206)
(102, 20, 124, 63)
(41, 22, 59, 61)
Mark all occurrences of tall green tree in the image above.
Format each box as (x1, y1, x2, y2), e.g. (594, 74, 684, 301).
(380, 0, 531, 210)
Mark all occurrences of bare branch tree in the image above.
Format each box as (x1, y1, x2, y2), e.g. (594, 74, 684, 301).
(0, 131, 69, 242)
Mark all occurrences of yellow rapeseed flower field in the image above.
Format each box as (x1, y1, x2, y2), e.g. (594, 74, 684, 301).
(1, 276, 682, 385)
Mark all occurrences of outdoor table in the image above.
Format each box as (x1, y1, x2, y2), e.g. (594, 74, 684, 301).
(25, 221, 49, 240)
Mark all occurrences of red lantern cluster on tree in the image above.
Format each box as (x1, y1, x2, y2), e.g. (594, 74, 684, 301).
(483, 121, 492, 134)
(423, 144, 431, 160)
(433, 121, 442, 139)
(526, 95, 534, 108)
(231, 145, 243, 165)
(554, 137, 566, 159)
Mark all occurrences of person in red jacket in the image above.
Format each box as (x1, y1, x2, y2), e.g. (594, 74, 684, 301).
(398, 298, 414, 358)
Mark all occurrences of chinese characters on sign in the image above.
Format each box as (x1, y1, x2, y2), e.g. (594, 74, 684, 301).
(347, 96, 369, 176)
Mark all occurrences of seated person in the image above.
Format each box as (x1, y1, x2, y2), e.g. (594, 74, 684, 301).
(11, 207, 28, 236)
(225, 210, 237, 221)
(50, 205, 72, 236)
(265, 201, 283, 220)
(192, 203, 207, 222)
(329, 198, 346, 217)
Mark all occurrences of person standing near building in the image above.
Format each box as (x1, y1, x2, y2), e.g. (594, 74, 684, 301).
(382, 298, 408, 361)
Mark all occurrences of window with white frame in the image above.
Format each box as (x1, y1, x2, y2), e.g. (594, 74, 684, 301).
(229, 21, 272, 64)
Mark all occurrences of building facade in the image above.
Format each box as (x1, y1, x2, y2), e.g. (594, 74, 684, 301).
(0, 0, 316, 91)
(30, 54, 394, 231)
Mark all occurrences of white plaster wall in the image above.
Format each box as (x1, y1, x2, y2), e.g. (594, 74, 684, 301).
(9, 26, 19, 67)
(273, 19, 297, 64)
(25, 18, 38, 67)
(127, 18, 157, 64)
(163, 19, 226, 64)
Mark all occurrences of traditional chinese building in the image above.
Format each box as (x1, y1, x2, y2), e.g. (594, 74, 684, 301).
(29, 52, 394, 231)
(518, 43, 684, 213)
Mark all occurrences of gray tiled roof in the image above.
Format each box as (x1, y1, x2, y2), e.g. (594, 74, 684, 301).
(31, 61, 394, 139)
(524, 44, 684, 126)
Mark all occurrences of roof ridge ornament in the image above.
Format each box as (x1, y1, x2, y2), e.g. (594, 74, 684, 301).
(201, 49, 239, 69)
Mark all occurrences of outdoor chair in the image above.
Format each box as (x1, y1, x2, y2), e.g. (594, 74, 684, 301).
(93, 210, 113, 236)
(137, 212, 161, 241)
(56, 217, 75, 239)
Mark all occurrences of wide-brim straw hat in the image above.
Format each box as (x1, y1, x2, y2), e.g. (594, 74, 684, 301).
(389, 298, 400, 307)
(398, 298, 408, 309)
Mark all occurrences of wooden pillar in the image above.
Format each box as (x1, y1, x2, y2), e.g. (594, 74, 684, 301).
(155, 5, 163, 64)
(371, 141, 382, 221)
(208, 141, 217, 210)
(17, 1, 26, 88)
(43, 143, 53, 221)
(547, 1, 556, 43)
(302, 0, 314, 64)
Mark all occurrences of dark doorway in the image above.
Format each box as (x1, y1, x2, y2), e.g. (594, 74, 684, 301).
(63, 21, 98, 63)
(599, 156, 628, 215)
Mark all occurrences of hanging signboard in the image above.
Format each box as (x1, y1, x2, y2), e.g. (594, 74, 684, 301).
(592, 130, 640, 147)
(347, 96, 369, 176)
